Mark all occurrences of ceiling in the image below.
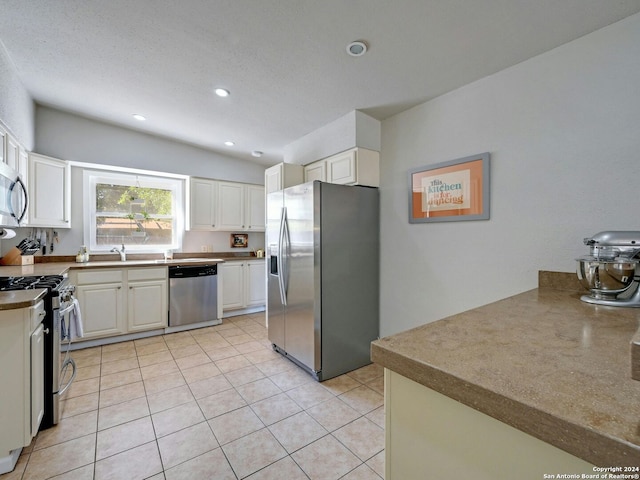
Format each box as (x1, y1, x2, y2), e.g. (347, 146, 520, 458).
(1, 1, 639, 166)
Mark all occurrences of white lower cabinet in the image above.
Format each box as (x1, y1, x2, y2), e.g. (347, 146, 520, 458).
(221, 260, 266, 313)
(71, 267, 167, 340)
(0, 300, 46, 471)
(128, 268, 168, 332)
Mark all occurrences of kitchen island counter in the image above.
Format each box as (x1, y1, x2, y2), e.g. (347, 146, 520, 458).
(371, 273, 640, 469)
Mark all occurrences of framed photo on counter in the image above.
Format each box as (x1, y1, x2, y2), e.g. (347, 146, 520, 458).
(408, 152, 490, 223)
(231, 233, 248, 248)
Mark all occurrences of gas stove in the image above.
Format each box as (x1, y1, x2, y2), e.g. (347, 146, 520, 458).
(0, 275, 66, 291)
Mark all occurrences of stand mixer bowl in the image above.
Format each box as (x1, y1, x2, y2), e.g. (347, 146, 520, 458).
(576, 256, 638, 298)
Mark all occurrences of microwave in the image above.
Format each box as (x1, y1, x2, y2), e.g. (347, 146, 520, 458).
(0, 161, 28, 227)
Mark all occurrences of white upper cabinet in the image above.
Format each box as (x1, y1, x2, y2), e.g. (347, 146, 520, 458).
(189, 177, 218, 230)
(264, 163, 303, 193)
(304, 161, 326, 183)
(217, 181, 245, 231)
(303, 148, 380, 187)
(28, 153, 71, 228)
(326, 148, 380, 187)
(189, 178, 264, 231)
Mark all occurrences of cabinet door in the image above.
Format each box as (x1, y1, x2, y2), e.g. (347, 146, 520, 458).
(128, 280, 168, 331)
(304, 161, 326, 183)
(5, 134, 19, 172)
(28, 153, 71, 227)
(327, 150, 357, 185)
(76, 283, 125, 339)
(246, 261, 266, 306)
(189, 178, 217, 230)
(265, 164, 282, 194)
(222, 262, 245, 310)
(217, 182, 245, 230)
(0, 124, 7, 165)
(30, 323, 45, 438)
(245, 185, 265, 231)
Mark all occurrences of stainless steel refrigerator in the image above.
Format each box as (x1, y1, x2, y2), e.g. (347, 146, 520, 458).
(267, 181, 379, 381)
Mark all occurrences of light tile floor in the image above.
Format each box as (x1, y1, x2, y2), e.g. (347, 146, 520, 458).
(2, 313, 385, 480)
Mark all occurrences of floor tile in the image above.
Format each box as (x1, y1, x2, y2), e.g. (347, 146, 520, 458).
(236, 377, 282, 404)
(151, 400, 205, 438)
(342, 463, 384, 479)
(366, 450, 385, 478)
(292, 434, 361, 480)
(333, 416, 384, 461)
(143, 371, 186, 395)
(34, 410, 97, 450)
(175, 352, 211, 370)
(225, 333, 255, 345)
(164, 448, 236, 480)
(269, 367, 315, 391)
(94, 440, 162, 480)
(250, 392, 302, 426)
(157, 421, 218, 469)
(59, 392, 99, 419)
(101, 346, 137, 363)
(98, 396, 149, 431)
(48, 464, 95, 480)
(135, 341, 169, 357)
(74, 363, 101, 381)
(254, 357, 297, 377)
(181, 362, 222, 384)
(187, 373, 233, 399)
(366, 375, 385, 395)
(99, 356, 139, 376)
(22, 433, 96, 480)
(306, 397, 361, 432)
(147, 384, 195, 414)
(347, 363, 384, 384)
(233, 340, 266, 354)
(169, 343, 204, 359)
(65, 377, 99, 399)
(268, 411, 327, 453)
(338, 385, 384, 415)
(203, 345, 239, 361)
(224, 364, 266, 387)
(99, 367, 142, 390)
(366, 406, 385, 428)
(140, 359, 180, 380)
(99, 381, 146, 409)
(244, 348, 281, 365)
(321, 373, 362, 395)
(215, 354, 252, 373)
(137, 349, 174, 367)
(197, 388, 247, 419)
(208, 405, 265, 445)
(244, 456, 309, 480)
(222, 428, 287, 479)
(287, 381, 336, 409)
(96, 416, 155, 460)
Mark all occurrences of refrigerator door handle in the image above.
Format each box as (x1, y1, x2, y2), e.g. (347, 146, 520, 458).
(277, 207, 288, 306)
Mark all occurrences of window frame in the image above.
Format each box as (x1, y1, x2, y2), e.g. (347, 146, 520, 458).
(83, 169, 184, 253)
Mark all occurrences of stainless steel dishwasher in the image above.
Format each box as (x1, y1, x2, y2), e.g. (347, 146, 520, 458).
(168, 264, 219, 327)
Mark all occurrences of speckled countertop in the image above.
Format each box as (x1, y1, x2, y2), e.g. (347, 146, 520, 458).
(371, 272, 640, 467)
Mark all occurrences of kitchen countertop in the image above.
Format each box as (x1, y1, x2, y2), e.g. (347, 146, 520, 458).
(371, 272, 640, 466)
(0, 255, 257, 310)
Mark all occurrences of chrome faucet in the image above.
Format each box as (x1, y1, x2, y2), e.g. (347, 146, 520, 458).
(111, 244, 126, 261)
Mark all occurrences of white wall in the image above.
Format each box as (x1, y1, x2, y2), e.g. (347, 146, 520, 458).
(379, 13, 640, 337)
(0, 43, 34, 149)
(35, 106, 266, 184)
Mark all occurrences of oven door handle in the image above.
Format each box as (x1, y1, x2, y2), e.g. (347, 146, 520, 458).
(57, 357, 76, 396)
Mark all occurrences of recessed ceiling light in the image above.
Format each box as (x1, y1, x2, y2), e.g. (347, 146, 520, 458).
(346, 41, 368, 57)
(251, 150, 263, 157)
(132, 114, 146, 121)
(224, 141, 235, 147)
(215, 88, 230, 97)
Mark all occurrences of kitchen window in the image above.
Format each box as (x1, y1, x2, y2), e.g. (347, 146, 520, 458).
(83, 170, 184, 252)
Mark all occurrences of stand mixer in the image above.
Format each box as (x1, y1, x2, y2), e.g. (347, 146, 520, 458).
(576, 231, 640, 307)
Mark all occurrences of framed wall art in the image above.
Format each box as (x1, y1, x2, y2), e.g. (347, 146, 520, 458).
(230, 233, 248, 248)
(409, 152, 490, 223)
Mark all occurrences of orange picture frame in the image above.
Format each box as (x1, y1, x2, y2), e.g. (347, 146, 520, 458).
(409, 152, 490, 223)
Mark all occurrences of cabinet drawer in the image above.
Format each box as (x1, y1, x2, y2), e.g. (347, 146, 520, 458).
(127, 267, 167, 281)
(77, 269, 123, 285)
